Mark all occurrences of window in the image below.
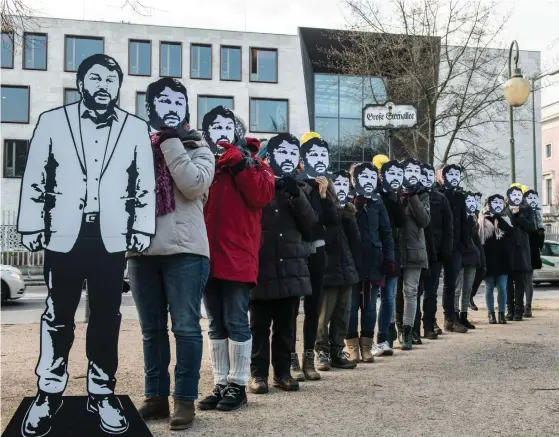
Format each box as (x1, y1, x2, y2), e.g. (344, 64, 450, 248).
(136, 92, 147, 120)
(129, 40, 151, 76)
(221, 46, 241, 81)
(1, 31, 14, 68)
(191, 44, 212, 79)
(197, 96, 234, 129)
(1, 86, 29, 123)
(23, 33, 47, 70)
(160, 42, 182, 78)
(64, 88, 81, 105)
(545, 143, 552, 159)
(545, 178, 553, 205)
(541, 242, 559, 257)
(65, 36, 103, 72)
(249, 98, 288, 133)
(3, 140, 28, 177)
(250, 48, 277, 83)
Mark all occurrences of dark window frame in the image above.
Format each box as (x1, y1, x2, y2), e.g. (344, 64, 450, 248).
(3, 139, 29, 178)
(544, 143, 552, 159)
(249, 97, 289, 134)
(1, 31, 14, 69)
(249, 47, 278, 84)
(159, 41, 182, 78)
(197, 94, 235, 129)
(190, 43, 212, 80)
(135, 91, 147, 120)
(128, 39, 152, 77)
(1, 85, 30, 124)
(63, 88, 81, 105)
(23, 32, 48, 71)
(63, 34, 105, 73)
(220, 45, 242, 82)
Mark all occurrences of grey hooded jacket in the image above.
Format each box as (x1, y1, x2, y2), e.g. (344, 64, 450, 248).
(399, 191, 431, 269)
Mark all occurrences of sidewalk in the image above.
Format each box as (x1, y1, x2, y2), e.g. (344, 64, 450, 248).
(2, 302, 559, 436)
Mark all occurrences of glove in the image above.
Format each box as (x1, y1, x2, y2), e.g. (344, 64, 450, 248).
(218, 146, 244, 168)
(282, 175, 300, 198)
(231, 157, 248, 175)
(386, 191, 399, 203)
(158, 126, 180, 143)
(354, 195, 367, 210)
(382, 260, 397, 276)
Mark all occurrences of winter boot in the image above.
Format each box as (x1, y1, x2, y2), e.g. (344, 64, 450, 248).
(513, 309, 523, 322)
(330, 348, 357, 369)
(433, 320, 443, 335)
(248, 377, 269, 395)
(469, 296, 478, 311)
(138, 396, 170, 420)
(198, 384, 226, 411)
(498, 312, 507, 324)
(488, 312, 497, 324)
(344, 337, 360, 363)
(273, 375, 299, 392)
(401, 325, 413, 351)
(423, 328, 438, 340)
(524, 305, 533, 318)
(169, 400, 195, 430)
(290, 353, 305, 381)
(460, 312, 476, 329)
(412, 329, 423, 345)
(359, 337, 374, 363)
(445, 314, 468, 333)
(216, 383, 247, 411)
(506, 305, 514, 321)
(302, 350, 321, 380)
(315, 349, 331, 371)
(388, 322, 398, 347)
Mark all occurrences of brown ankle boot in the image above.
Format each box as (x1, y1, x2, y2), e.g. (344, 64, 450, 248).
(302, 350, 321, 380)
(138, 396, 169, 420)
(169, 400, 195, 430)
(359, 337, 374, 363)
(344, 338, 360, 363)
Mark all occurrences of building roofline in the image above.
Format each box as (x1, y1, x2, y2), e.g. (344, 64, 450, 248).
(542, 100, 559, 110)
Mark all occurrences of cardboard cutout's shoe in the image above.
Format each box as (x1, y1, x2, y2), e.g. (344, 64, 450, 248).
(87, 394, 129, 434)
(21, 392, 63, 437)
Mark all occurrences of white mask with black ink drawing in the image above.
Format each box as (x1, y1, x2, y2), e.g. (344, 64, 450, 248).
(380, 160, 404, 193)
(506, 187, 523, 206)
(401, 158, 422, 188)
(442, 164, 462, 189)
(487, 194, 505, 215)
(524, 189, 540, 210)
(465, 192, 477, 214)
(420, 164, 436, 189)
(266, 133, 300, 177)
(300, 137, 330, 178)
(201, 105, 238, 154)
(333, 171, 350, 205)
(474, 193, 482, 212)
(353, 163, 378, 197)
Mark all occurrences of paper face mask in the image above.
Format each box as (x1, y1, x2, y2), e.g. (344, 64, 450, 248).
(474, 192, 482, 212)
(266, 133, 300, 177)
(506, 186, 523, 206)
(465, 192, 477, 214)
(488, 194, 505, 215)
(380, 160, 404, 193)
(442, 164, 462, 189)
(300, 136, 330, 178)
(333, 170, 351, 205)
(353, 163, 378, 197)
(524, 189, 539, 209)
(401, 158, 422, 188)
(146, 77, 189, 136)
(420, 164, 435, 189)
(202, 105, 237, 154)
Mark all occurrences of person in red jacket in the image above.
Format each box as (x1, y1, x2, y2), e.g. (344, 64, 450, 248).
(200, 136, 275, 412)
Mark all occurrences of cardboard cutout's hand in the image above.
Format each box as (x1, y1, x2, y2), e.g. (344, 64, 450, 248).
(510, 206, 520, 215)
(316, 176, 328, 199)
(128, 234, 151, 252)
(22, 233, 44, 252)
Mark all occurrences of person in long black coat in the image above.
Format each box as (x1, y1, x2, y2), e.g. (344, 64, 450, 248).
(524, 188, 545, 317)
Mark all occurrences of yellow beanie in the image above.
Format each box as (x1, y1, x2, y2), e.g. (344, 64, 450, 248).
(301, 132, 321, 144)
(510, 182, 521, 189)
(520, 185, 529, 194)
(373, 154, 389, 170)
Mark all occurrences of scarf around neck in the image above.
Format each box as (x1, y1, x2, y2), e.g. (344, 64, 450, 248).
(478, 206, 511, 244)
(151, 132, 176, 216)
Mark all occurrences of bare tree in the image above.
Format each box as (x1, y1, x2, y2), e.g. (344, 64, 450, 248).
(325, 0, 524, 185)
(1, 0, 43, 51)
(121, 0, 153, 16)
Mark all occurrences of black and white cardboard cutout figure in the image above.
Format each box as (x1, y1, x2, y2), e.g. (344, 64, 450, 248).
(474, 192, 482, 213)
(401, 158, 422, 188)
(524, 189, 539, 210)
(353, 163, 378, 198)
(380, 160, 404, 193)
(266, 133, 300, 177)
(11, 54, 156, 437)
(146, 77, 189, 136)
(465, 192, 477, 215)
(201, 105, 245, 155)
(333, 170, 350, 206)
(487, 194, 505, 216)
(442, 164, 462, 189)
(299, 134, 331, 179)
(506, 186, 524, 206)
(420, 164, 435, 190)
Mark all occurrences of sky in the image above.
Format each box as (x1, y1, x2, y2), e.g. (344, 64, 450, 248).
(25, 0, 559, 106)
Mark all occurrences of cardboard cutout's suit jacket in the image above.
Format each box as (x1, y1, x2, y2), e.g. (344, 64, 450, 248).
(18, 102, 156, 252)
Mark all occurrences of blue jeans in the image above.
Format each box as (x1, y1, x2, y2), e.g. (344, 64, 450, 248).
(347, 281, 379, 338)
(485, 275, 508, 312)
(203, 278, 252, 342)
(377, 276, 397, 336)
(129, 254, 209, 401)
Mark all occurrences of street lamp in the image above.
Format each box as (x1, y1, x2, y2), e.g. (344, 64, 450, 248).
(531, 68, 559, 190)
(503, 41, 531, 183)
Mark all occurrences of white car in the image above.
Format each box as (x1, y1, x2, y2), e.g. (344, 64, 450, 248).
(1, 265, 26, 304)
(533, 240, 559, 286)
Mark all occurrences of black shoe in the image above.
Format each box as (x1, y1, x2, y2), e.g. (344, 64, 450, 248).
(22, 392, 63, 437)
(524, 306, 533, 318)
(506, 307, 514, 321)
(513, 313, 523, 322)
(216, 383, 247, 411)
(498, 312, 507, 324)
(401, 325, 413, 350)
(445, 315, 467, 333)
(248, 377, 269, 395)
(423, 328, 438, 340)
(330, 348, 357, 369)
(198, 384, 226, 411)
(433, 321, 443, 335)
(315, 349, 331, 371)
(488, 312, 497, 324)
(389, 322, 397, 343)
(411, 330, 423, 345)
(272, 375, 300, 391)
(469, 296, 478, 311)
(460, 312, 476, 329)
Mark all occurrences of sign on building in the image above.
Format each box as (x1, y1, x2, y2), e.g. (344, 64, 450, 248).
(363, 102, 417, 130)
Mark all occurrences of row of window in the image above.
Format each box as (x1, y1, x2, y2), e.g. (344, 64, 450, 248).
(1, 85, 289, 132)
(1, 32, 278, 83)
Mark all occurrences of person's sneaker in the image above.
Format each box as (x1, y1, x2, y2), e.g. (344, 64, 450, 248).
(198, 384, 226, 411)
(216, 383, 247, 411)
(272, 375, 300, 391)
(290, 353, 305, 381)
(248, 377, 269, 395)
(169, 400, 195, 431)
(378, 341, 394, 356)
(372, 343, 385, 357)
(315, 350, 331, 371)
(330, 349, 357, 369)
(138, 396, 170, 420)
(433, 321, 443, 335)
(423, 329, 439, 340)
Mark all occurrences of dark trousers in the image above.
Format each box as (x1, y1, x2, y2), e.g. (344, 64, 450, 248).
(292, 246, 326, 351)
(414, 269, 429, 334)
(250, 297, 299, 378)
(315, 286, 352, 352)
(507, 271, 527, 315)
(422, 261, 443, 330)
(395, 273, 403, 328)
(39, 220, 125, 395)
(470, 265, 484, 298)
(442, 251, 462, 317)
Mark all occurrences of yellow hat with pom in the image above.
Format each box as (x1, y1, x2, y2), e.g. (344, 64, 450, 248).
(301, 132, 321, 144)
(520, 185, 529, 194)
(510, 182, 522, 189)
(373, 154, 389, 170)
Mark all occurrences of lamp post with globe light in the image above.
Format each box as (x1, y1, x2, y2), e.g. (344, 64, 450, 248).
(503, 40, 531, 184)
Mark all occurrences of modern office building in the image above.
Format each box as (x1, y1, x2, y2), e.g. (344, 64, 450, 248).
(1, 17, 541, 215)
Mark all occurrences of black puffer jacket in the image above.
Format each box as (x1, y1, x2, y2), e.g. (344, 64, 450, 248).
(528, 228, 545, 270)
(300, 179, 337, 243)
(479, 214, 514, 277)
(252, 182, 319, 300)
(441, 187, 469, 253)
(505, 204, 536, 273)
(380, 191, 405, 271)
(428, 188, 454, 258)
(461, 215, 479, 267)
(323, 203, 361, 287)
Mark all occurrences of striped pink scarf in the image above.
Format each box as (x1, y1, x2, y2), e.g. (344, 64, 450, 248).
(150, 132, 175, 216)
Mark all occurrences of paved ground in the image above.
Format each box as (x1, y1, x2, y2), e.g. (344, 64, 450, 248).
(2, 297, 559, 436)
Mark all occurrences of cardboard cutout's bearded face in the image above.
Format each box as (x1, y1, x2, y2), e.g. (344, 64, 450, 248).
(443, 166, 462, 188)
(208, 115, 235, 145)
(381, 161, 404, 193)
(333, 174, 350, 205)
(151, 87, 187, 129)
(267, 134, 300, 176)
(354, 164, 378, 197)
(465, 194, 477, 214)
(525, 191, 539, 209)
(507, 187, 523, 206)
(402, 159, 422, 188)
(488, 195, 505, 215)
(305, 144, 329, 175)
(421, 166, 435, 189)
(80, 64, 120, 111)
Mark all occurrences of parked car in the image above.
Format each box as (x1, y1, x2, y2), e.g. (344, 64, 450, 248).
(533, 240, 559, 286)
(1, 265, 26, 304)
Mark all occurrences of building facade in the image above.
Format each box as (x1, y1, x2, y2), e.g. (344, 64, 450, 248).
(542, 101, 559, 223)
